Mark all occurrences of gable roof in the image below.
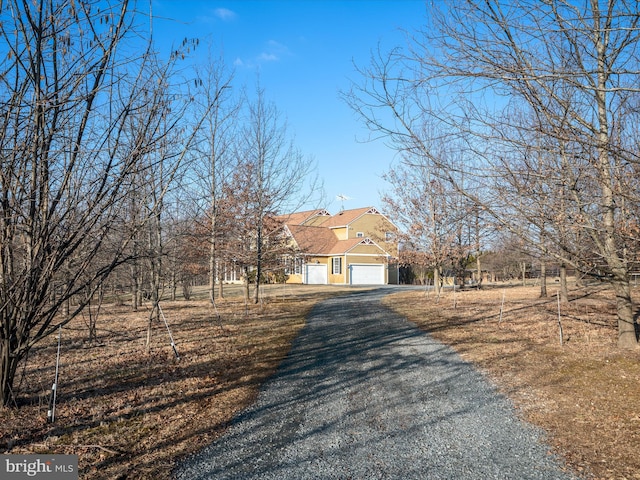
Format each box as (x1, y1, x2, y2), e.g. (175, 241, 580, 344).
(319, 207, 382, 228)
(327, 237, 385, 255)
(286, 224, 338, 254)
(275, 209, 331, 226)
(287, 225, 388, 256)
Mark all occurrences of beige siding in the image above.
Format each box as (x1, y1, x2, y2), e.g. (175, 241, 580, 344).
(305, 215, 330, 227)
(348, 214, 397, 256)
(332, 226, 348, 240)
(328, 255, 347, 284)
(286, 273, 304, 284)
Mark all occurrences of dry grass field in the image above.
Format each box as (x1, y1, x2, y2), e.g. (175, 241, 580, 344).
(0, 284, 367, 479)
(383, 283, 640, 480)
(1, 282, 639, 479)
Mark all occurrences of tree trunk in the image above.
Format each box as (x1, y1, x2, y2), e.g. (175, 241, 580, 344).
(253, 225, 262, 304)
(0, 338, 19, 407)
(475, 206, 482, 289)
(146, 305, 158, 354)
(242, 266, 250, 304)
(539, 260, 547, 298)
(218, 266, 224, 299)
(611, 274, 637, 348)
(209, 217, 216, 304)
(145, 207, 162, 353)
(62, 283, 70, 317)
(591, 12, 638, 347)
(131, 261, 140, 311)
(559, 264, 569, 303)
(170, 269, 177, 301)
(433, 266, 441, 296)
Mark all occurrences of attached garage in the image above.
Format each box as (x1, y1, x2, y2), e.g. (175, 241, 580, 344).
(305, 263, 327, 284)
(349, 264, 385, 285)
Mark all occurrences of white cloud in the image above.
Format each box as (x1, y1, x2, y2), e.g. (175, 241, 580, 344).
(256, 40, 291, 63)
(195, 7, 237, 25)
(214, 8, 236, 21)
(267, 40, 289, 55)
(258, 52, 279, 62)
(234, 40, 292, 69)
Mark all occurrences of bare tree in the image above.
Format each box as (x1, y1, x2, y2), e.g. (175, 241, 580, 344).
(188, 52, 238, 304)
(347, 0, 640, 348)
(0, 0, 197, 406)
(382, 160, 474, 294)
(138, 56, 217, 351)
(235, 85, 320, 303)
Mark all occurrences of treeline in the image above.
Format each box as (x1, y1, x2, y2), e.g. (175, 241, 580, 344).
(0, 0, 318, 406)
(346, 0, 640, 348)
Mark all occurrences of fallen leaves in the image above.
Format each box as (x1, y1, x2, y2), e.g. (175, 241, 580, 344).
(0, 284, 328, 479)
(383, 284, 640, 480)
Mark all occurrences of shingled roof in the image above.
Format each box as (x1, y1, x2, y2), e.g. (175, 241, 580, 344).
(286, 225, 382, 256)
(274, 209, 331, 227)
(281, 206, 393, 257)
(286, 224, 338, 254)
(319, 207, 381, 228)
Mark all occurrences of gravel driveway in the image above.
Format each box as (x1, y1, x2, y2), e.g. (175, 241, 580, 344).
(174, 288, 580, 480)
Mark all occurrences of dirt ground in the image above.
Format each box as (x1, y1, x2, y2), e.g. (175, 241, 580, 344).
(1, 282, 638, 479)
(382, 283, 640, 480)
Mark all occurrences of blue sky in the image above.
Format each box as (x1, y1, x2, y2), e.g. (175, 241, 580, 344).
(152, 0, 428, 213)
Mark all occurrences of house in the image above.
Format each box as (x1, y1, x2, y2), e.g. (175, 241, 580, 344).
(278, 207, 399, 285)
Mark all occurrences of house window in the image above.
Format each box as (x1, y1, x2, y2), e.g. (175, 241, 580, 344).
(356, 232, 364, 238)
(332, 257, 342, 275)
(284, 256, 303, 275)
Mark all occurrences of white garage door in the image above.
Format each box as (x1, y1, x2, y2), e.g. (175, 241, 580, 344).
(305, 264, 327, 284)
(350, 264, 385, 285)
